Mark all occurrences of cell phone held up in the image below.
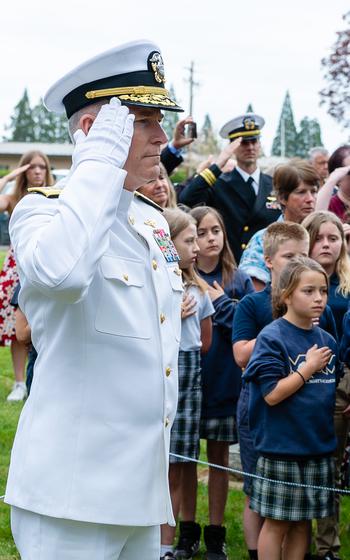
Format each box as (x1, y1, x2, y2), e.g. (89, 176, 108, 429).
(186, 122, 197, 139)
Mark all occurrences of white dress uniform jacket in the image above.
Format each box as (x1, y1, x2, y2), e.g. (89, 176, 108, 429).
(5, 160, 182, 526)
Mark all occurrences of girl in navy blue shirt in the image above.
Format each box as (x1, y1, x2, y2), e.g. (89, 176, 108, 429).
(302, 210, 350, 559)
(190, 206, 253, 559)
(243, 257, 341, 560)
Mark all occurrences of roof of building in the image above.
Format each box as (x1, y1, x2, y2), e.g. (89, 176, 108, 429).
(0, 142, 73, 156)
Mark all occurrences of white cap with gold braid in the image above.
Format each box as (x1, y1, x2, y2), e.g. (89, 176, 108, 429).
(44, 40, 183, 118)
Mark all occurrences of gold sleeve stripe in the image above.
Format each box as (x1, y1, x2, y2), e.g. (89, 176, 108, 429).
(199, 168, 216, 186)
(228, 129, 260, 139)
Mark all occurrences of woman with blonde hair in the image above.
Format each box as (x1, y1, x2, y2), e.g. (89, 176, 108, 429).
(302, 210, 350, 560)
(0, 150, 54, 401)
(137, 162, 177, 208)
(302, 210, 350, 338)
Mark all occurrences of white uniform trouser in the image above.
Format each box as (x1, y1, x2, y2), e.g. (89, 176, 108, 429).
(11, 506, 160, 559)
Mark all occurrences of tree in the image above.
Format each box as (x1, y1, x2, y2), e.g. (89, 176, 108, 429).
(32, 99, 70, 143)
(272, 91, 298, 157)
(162, 84, 179, 142)
(3, 91, 70, 143)
(3, 89, 36, 142)
(295, 117, 323, 158)
(320, 11, 350, 130)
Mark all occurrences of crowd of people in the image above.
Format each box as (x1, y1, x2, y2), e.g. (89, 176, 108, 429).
(2, 39, 350, 560)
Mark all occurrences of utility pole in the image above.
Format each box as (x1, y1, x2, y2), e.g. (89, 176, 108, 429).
(184, 61, 199, 177)
(185, 61, 199, 116)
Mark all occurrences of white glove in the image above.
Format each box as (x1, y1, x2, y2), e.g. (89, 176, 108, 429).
(72, 97, 134, 170)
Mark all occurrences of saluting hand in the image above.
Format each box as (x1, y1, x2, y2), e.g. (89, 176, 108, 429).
(72, 97, 135, 170)
(5, 164, 31, 181)
(215, 138, 242, 170)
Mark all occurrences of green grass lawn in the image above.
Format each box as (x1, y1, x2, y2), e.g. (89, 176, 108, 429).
(1, 245, 350, 558)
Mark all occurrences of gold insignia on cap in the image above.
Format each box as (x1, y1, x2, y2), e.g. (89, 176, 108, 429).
(149, 52, 166, 84)
(228, 129, 261, 140)
(243, 117, 256, 131)
(119, 93, 176, 107)
(85, 85, 168, 99)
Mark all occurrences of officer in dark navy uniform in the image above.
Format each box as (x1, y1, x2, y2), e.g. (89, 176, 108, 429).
(179, 113, 281, 262)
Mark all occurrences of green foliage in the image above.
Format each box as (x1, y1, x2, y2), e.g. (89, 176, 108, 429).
(32, 98, 70, 143)
(272, 90, 298, 157)
(272, 91, 324, 158)
(320, 11, 350, 130)
(295, 117, 323, 158)
(3, 89, 35, 142)
(3, 90, 71, 144)
(0, 345, 21, 559)
(169, 168, 187, 184)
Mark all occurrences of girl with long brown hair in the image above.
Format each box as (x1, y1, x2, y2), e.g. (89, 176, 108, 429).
(190, 205, 254, 559)
(160, 207, 214, 560)
(0, 150, 54, 401)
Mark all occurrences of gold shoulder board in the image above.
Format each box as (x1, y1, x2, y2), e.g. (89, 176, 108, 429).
(27, 187, 61, 198)
(134, 191, 163, 212)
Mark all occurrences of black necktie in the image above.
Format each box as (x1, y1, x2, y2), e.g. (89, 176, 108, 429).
(246, 176, 256, 204)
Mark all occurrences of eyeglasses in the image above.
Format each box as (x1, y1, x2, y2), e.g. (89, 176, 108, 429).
(29, 164, 47, 170)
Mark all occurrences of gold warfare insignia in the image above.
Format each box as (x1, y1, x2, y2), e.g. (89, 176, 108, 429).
(243, 117, 256, 131)
(149, 52, 166, 84)
(119, 94, 175, 106)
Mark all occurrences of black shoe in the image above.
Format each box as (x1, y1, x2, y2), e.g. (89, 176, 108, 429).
(160, 552, 175, 560)
(174, 521, 201, 559)
(203, 525, 227, 560)
(322, 552, 341, 560)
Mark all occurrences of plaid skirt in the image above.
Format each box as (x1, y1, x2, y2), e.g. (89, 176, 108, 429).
(200, 415, 238, 444)
(169, 350, 201, 463)
(250, 455, 335, 521)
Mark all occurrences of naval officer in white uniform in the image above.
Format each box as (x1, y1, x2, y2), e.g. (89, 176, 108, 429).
(5, 40, 184, 559)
